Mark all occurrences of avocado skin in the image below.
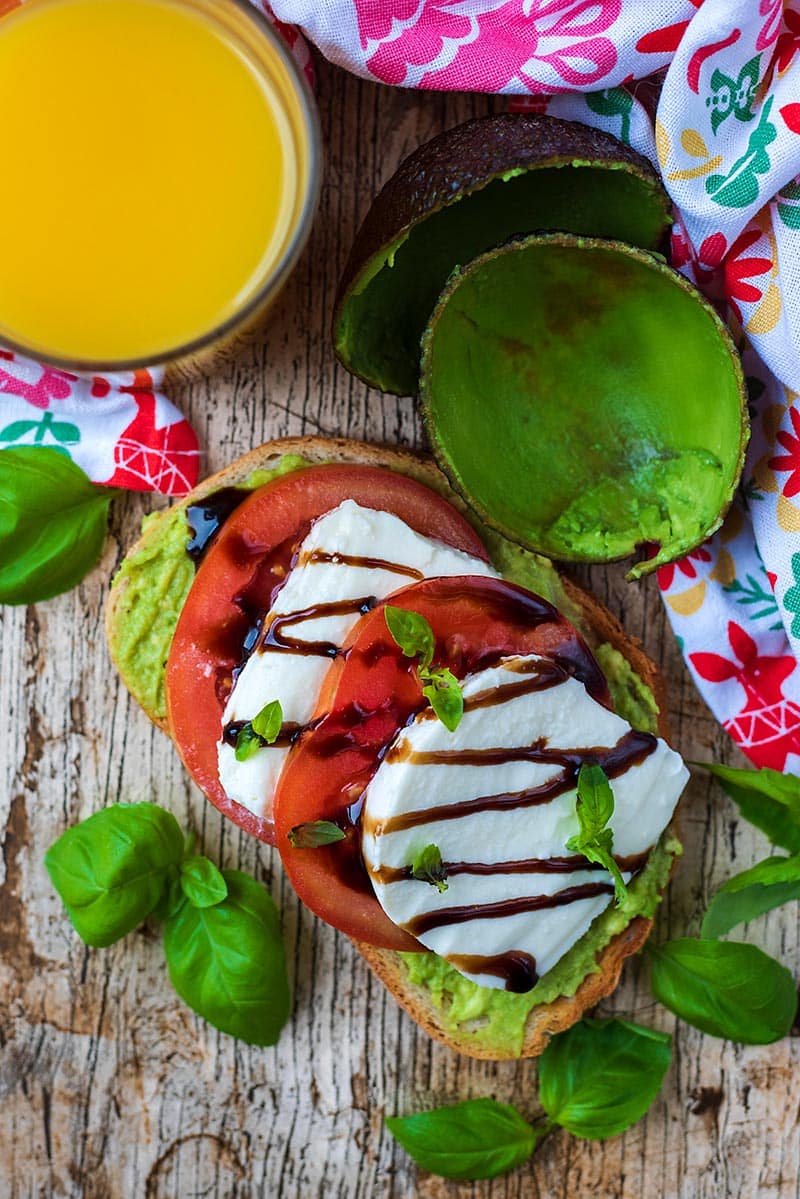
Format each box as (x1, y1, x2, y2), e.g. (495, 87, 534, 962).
(334, 113, 672, 396)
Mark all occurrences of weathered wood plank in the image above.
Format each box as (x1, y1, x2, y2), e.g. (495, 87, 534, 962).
(2, 55, 799, 1199)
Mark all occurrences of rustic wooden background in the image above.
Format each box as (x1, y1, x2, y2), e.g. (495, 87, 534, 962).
(3, 56, 800, 1199)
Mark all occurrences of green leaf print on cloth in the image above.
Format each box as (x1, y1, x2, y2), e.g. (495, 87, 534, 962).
(706, 96, 777, 209)
(586, 88, 633, 144)
(777, 181, 800, 230)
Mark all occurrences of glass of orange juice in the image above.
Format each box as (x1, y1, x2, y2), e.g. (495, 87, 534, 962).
(0, 0, 320, 375)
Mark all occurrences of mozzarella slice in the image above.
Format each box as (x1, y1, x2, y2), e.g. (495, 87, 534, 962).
(218, 499, 497, 817)
(362, 655, 688, 992)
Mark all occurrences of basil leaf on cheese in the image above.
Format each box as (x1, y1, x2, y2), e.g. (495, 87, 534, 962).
(648, 938, 797, 1043)
(0, 446, 119, 604)
(411, 843, 448, 892)
(702, 854, 800, 939)
(45, 802, 183, 947)
(180, 856, 228, 909)
(420, 666, 463, 732)
(163, 869, 290, 1046)
(251, 699, 282, 743)
(386, 1097, 542, 1180)
(538, 1018, 671, 1139)
(566, 765, 627, 905)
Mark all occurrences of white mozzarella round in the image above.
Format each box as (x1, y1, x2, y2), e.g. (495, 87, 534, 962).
(362, 655, 688, 990)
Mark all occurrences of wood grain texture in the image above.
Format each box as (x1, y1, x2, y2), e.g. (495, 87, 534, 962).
(2, 57, 799, 1199)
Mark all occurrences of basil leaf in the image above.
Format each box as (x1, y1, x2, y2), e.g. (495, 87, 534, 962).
(163, 868, 290, 1045)
(702, 854, 800, 939)
(565, 766, 627, 904)
(251, 699, 282, 743)
(539, 1018, 671, 1139)
(385, 1098, 542, 1180)
(701, 763, 800, 853)
(411, 843, 448, 892)
(152, 873, 185, 922)
(287, 820, 346, 848)
(649, 938, 798, 1044)
(421, 666, 463, 732)
(575, 764, 614, 837)
(0, 447, 119, 604)
(45, 802, 183, 947)
(384, 605, 435, 669)
(180, 856, 228, 909)
(234, 725, 263, 762)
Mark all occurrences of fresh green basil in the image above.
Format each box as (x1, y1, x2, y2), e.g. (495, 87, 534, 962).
(252, 699, 282, 743)
(648, 938, 797, 1043)
(163, 869, 290, 1046)
(384, 606, 463, 730)
(287, 820, 346, 848)
(702, 854, 800, 939)
(700, 763, 800, 853)
(566, 765, 627, 904)
(420, 665, 463, 732)
(384, 605, 435, 668)
(45, 802, 183, 947)
(234, 725, 263, 762)
(180, 856, 228, 909)
(0, 446, 119, 604)
(235, 699, 283, 761)
(411, 843, 448, 892)
(386, 1098, 541, 1181)
(538, 1018, 671, 1139)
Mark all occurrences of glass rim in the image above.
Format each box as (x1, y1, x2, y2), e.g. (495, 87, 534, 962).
(0, 0, 322, 376)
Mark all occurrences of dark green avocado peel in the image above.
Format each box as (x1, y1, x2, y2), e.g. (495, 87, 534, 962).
(334, 113, 671, 397)
(420, 235, 748, 578)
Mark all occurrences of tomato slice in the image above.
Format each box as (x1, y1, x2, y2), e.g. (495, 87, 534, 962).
(273, 575, 610, 951)
(166, 465, 489, 845)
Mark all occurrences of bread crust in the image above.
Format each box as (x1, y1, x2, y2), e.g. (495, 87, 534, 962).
(106, 435, 678, 1060)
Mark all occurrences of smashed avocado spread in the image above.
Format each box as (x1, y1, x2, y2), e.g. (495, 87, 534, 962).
(110, 456, 681, 1055)
(109, 455, 308, 719)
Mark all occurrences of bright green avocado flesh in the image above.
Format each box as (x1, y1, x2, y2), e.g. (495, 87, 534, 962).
(337, 165, 669, 396)
(422, 236, 746, 579)
(110, 459, 680, 1055)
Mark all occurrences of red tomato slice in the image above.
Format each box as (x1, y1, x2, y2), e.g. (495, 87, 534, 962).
(273, 575, 610, 951)
(166, 465, 489, 845)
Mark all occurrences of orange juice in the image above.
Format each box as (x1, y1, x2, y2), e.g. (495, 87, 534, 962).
(0, 0, 317, 367)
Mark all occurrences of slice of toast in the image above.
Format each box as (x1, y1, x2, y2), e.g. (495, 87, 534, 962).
(106, 435, 678, 1060)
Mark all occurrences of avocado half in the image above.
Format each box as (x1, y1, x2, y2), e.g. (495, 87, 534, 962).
(420, 235, 748, 579)
(334, 114, 672, 397)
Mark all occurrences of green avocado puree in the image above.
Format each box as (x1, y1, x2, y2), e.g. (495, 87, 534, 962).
(110, 457, 681, 1055)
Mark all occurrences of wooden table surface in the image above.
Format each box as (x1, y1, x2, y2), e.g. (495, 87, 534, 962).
(3, 58, 800, 1199)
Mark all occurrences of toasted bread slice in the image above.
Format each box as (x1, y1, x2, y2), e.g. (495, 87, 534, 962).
(106, 435, 678, 1060)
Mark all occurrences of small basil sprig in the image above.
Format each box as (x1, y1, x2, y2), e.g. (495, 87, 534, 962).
(410, 843, 448, 893)
(235, 699, 283, 762)
(701, 854, 800, 939)
(697, 762, 800, 853)
(386, 1018, 670, 1180)
(0, 446, 119, 604)
(384, 606, 463, 731)
(565, 764, 627, 904)
(648, 938, 797, 1044)
(46, 802, 290, 1046)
